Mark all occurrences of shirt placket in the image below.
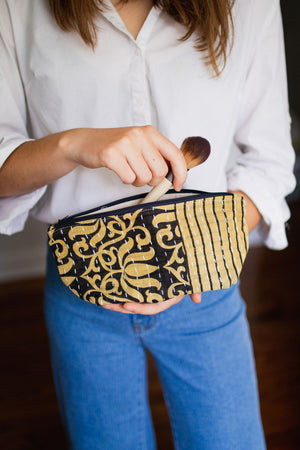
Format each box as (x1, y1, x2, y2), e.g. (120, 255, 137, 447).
(130, 45, 150, 125)
(100, 1, 162, 126)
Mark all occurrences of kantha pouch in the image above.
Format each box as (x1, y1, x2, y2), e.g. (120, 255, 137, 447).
(47, 190, 249, 305)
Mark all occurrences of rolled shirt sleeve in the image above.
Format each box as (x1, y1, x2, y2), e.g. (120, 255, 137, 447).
(227, 0, 296, 249)
(0, 1, 46, 235)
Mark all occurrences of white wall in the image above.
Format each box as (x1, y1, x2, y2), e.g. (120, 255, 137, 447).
(0, 217, 47, 282)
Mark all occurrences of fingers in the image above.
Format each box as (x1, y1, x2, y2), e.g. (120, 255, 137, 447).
(96, 126, 186, 190)
(102, 292, 201, 315)
(102, 303, 135, 314)
(146, 126, 187, 191)
(122, 136, 169, 188)
(139, 146, 169, 187)
(102, 295, 184, 315)
(190, 292, 202, 303)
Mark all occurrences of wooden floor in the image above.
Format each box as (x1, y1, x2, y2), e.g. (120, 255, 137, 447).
(0, 202, 299, 450)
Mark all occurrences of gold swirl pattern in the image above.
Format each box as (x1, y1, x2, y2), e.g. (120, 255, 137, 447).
(48, 193, 248, 305)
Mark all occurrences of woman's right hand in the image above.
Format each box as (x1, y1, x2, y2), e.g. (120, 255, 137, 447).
(0, 126, 187, 197)
(60, 126, 187, 191)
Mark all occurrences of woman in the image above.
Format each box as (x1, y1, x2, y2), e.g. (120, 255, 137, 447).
(0, 0, 295, 448)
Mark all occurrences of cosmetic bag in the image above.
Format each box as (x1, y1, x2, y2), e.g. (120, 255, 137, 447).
(48, 190, 249, 306)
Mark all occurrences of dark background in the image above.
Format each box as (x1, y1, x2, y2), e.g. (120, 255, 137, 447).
(281, 0, 300, 118)
(0, 2, 299, 449)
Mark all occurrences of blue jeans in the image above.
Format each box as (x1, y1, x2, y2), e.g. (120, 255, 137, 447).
(44, 251, 266, 450)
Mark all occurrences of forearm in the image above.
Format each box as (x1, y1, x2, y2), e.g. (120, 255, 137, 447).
(0, 126, 187, 198)
(0, 131, 77, 197)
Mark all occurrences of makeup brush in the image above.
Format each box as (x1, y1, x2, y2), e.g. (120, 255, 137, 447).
(139, 136, 210, 204)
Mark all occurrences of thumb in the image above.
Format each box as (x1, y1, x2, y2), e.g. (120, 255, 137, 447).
(190, 292, 202, 303)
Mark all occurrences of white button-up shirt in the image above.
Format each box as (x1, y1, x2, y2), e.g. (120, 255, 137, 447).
(0, 0, 296, 248)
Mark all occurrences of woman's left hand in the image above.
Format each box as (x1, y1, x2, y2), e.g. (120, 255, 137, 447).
(102, 293, 201, 315)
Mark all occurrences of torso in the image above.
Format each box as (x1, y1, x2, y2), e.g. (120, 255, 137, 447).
(110, 0, 153, 39)
(2, 0, 276, 223)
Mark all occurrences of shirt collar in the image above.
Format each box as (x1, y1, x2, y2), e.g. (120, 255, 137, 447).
(100, 0, 162, 47)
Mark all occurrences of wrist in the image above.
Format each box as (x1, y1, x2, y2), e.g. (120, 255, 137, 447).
(56, 128, 81, 167)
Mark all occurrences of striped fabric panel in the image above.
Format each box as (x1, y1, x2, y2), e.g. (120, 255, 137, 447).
(175, 202, 202, 292)
(216, 196, 239, 284)
(194, 198, 221, 291)
(176, 194, 248, 293)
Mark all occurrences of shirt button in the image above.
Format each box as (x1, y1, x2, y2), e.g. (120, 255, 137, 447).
(135, 47, 142, 56)
(137, 97, 145, 106)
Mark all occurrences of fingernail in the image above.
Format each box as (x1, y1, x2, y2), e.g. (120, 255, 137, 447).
(194, 294, 201, 302)
(174, 184, 182, 192)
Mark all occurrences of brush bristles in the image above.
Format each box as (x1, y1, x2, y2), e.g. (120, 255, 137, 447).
(181, 136, 211, 169)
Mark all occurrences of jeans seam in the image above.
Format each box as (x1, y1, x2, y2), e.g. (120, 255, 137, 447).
(137, 346, 149, 450)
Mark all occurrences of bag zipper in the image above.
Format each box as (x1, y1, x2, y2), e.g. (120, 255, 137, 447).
(54, 189, 232, 229)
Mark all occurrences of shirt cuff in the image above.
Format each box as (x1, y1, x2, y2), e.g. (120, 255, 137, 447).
(0, 136, 46, 235)
(0, 188, 47, 235)
(227, 167, 292, 250)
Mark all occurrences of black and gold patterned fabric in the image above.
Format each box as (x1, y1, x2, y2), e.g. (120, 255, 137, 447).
(48, 190, 249, 305)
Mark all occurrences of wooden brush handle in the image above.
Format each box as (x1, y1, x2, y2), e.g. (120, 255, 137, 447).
(139, 177, 172, 204)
